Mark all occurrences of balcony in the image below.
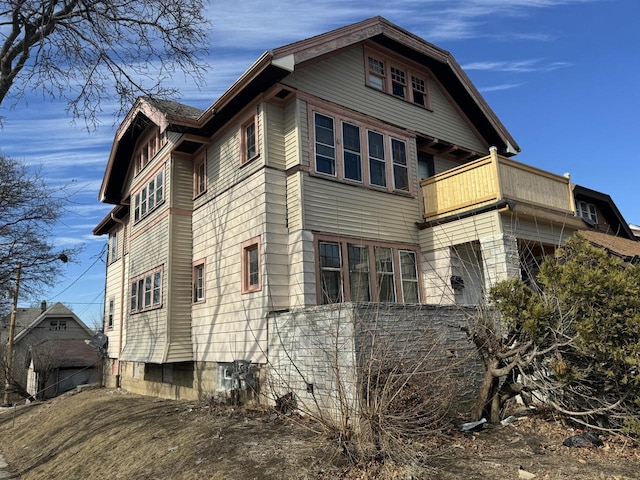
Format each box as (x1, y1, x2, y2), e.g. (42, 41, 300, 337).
(421, 149, 576, 223)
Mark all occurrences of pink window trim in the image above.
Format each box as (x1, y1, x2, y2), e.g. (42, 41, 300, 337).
(241, 237, 262, 294)
(192, 259, 206, 304)
(313, 233, 422, 305)
(239, 113, 259, 166)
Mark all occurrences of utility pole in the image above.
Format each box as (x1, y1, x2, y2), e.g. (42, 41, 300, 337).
(3, 262, 21, 406)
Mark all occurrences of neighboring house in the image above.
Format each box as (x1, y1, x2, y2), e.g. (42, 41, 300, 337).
(1, 302, 97, 398)
(26, 338, 100, 399)
(93, 17, 636, 403)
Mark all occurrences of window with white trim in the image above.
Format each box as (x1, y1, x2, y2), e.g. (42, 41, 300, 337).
(134, 169, 164, 223)
(193, 262, 205, 303)
(365, 49, 431, 109)
(312, 109, 411, 193)
(316, 236, 420, 305)
(130, 267, 163, 313)
(576, 200, 598, 223)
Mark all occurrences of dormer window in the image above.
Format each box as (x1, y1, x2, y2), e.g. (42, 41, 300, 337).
(577, 200, 598, 223)
(365, 47, 431, 109)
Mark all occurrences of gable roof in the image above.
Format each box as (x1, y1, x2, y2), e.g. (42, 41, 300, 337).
(13, 302, 93, 344)
(98, 16, 520, 205)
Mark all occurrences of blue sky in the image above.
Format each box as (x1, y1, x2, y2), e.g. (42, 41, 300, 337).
(1, 0, 638, 327)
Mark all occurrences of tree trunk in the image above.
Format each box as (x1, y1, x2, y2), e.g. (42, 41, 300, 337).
(471, 358, 499, 420)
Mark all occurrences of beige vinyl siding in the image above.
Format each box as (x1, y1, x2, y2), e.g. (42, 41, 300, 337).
(191, 170, 270, 364)
(501, 213, 575, 246)
(419, 210, 503, 252)
(104, 254, 123, 358)
(265, 102, 286, 170)
(286, 171, 303, 232)
(284, 100, 299, 170)
(165, 154, 194, 362)
(199, 108, 264, 205)
(297, 100, 310, 168)
(264, 168, 289, 310)
(122, 214, 170, 363)
(288, 230, 316, 308)
(281, 47, 486, 154)
(434, 156, 464, 175)
(302, 175, 422, 245)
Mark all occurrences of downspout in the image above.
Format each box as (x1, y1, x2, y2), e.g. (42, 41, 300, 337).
(111, 212, 127, 388)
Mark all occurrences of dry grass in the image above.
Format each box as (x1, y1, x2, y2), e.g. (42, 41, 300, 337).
(0, 388, 639, 479)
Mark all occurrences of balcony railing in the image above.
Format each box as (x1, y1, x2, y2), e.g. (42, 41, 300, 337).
(421, 149, 575, 222)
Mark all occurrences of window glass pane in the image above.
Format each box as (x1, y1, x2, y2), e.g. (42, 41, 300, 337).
(153, 271, 162, 305)
(148, 179, 155, 210)
(245, 121, 256, 159)
(391, 67, 406, 98)
(342, 123, 362, 182)
(137, 279, 144, 310)
(315, 114, 335, 175)
(156, 171, 163, 203)
(141, 188, 147, 216)
(412, 75, 426, 106)
(375, 247, 395, 302)
(368, 131, 386, 187)
(144, 275, 152, 307)
(131, 283, 137, 312)
(348, 244, 370, 302)
(392, 139, 409, 191)
(134, 193, 140, 221)
(400, 251, 419, 303)
(248, 247, 259, 286)
(319, 241, 342, 304)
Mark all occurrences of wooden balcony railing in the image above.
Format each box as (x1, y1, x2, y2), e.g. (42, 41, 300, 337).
(421, 149, 575, 222)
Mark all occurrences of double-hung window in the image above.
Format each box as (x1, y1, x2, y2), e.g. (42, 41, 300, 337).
(375, 246, 396, 302)
(108, 231, 118, 263)
(133, 169, 164, 223)
(368, 131, 386, 187)
(314, 113, 336, 175)
(399, 250, 419, 303)
(241, 237, 261, 293)
(194, 155, 206, 197)
(240, 114, 259, 165)
(319, 241, 342, 304)
(193, 262, 205, 303)
(342, 122, 362, 182)
(107, 298, 115, 330)
(130, 267, 163, 313)
(576, 200, 598, 223)
(391, 138, 409, 191)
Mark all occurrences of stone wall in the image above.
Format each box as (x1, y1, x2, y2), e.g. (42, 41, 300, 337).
(267, 303, 485, 419)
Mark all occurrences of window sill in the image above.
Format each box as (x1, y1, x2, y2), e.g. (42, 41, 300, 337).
(240, 153, 260, 167)
(309, 170, 415, 198)
(364, 85, 433, 112)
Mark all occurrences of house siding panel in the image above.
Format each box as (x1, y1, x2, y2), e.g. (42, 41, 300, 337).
(281, 47, 486, 154)
(192, 170, 270, 364)
(302, 175, 421, 245)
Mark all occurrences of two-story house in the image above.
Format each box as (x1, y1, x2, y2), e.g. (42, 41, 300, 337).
(94, 17, 634, 401)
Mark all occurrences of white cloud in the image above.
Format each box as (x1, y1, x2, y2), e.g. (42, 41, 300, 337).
(479, 83, 525, 92)
(461, 59, 572, 73)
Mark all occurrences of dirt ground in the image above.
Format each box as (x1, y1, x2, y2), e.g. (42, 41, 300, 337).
(0, 388, 638, 479)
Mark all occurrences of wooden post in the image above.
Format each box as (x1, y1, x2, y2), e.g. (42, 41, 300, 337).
(3, 262, 21, 406)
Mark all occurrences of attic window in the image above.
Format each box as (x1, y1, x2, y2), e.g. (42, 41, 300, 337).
(577, 200, 598, 223)
(365, 48, 431, 109)
(134, 128, 167, 175)
(49, 320, 66, 331)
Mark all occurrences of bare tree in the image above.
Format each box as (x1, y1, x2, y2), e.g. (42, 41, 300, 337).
(0, 0, 209, 125)
(0, 154, 76, 315)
